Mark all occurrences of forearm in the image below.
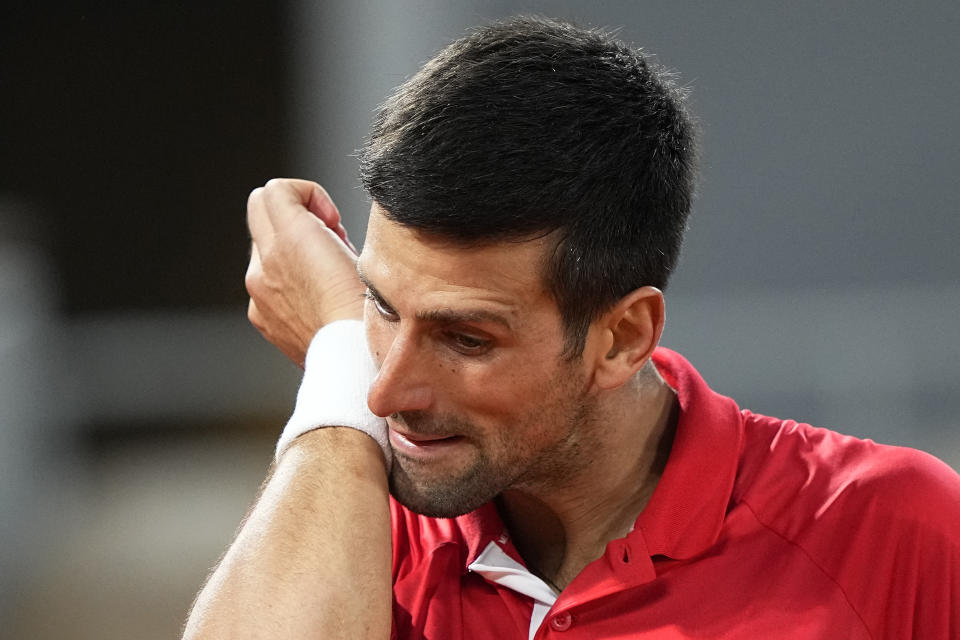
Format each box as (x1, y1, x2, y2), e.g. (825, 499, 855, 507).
(183, 428, 392, 640)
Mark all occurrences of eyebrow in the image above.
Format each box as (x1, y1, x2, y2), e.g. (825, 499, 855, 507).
(357, 264, 514, 330)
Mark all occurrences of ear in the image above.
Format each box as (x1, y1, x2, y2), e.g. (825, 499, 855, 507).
(588, 287, 665, 391)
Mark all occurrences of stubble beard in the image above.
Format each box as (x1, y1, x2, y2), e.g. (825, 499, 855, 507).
(388, 435, 507, 518)
(387, 368, 596, 518)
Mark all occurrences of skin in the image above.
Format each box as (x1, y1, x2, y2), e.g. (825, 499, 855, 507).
(358, 208, 592, 518)
(245, 179, 365, 366)
(184, 180, 389, 640)
(359, 204, 678, 589)
(184, 178, 678, 638)
(182, 428, 391, 640)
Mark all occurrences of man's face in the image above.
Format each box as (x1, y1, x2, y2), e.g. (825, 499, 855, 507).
(357, 206, 601, 518)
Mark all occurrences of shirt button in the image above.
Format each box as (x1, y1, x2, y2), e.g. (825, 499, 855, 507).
(550, 612, 573, 631)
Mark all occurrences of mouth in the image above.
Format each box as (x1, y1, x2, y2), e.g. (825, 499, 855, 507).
(388, 428, 466, 457)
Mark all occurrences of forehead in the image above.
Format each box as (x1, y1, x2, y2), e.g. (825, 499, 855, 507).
(358, 206, 554, 312)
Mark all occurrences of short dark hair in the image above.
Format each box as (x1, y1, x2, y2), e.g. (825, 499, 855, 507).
(359, 16, 696, 356)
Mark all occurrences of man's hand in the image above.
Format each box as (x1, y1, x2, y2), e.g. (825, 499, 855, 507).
(245, 178, 366, 366)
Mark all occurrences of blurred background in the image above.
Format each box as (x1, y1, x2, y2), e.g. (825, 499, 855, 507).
(2, 1, 958, 637)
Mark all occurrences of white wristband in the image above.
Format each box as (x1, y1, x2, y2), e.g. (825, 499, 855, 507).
(276, 320, 390, 468)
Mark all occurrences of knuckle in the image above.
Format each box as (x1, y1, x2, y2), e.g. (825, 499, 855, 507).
(244, 270, 258, 295)
(246, 190, 264, 229)
(247, 186, 263, 209)
(247, 300, 261, 325)
(244, 263, 266, 297)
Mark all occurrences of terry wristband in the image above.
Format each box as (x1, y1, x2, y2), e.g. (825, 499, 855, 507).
(275, 319, 390, 468)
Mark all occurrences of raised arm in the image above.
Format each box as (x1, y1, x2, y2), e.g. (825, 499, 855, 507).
(182, 179, 392, 640)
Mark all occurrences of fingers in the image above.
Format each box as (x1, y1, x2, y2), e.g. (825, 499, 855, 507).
(246, 186, 273, 246)
(262, 178, 321, 228)
(247, 178, 316, 244)
(247, 178, 356, 254)
(339, 227, 358, 255)
(307, 183, 341, 228)
(306, 183, 357, 255)
(243, 177, 363, 366)
(270, 177, 320, 210)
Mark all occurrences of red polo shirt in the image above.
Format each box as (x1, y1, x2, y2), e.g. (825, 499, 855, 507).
(389, 348, 960, 639)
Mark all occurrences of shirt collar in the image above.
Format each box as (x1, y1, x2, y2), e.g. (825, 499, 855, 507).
(454, 347, 744, 569)
(635, 347, 744, 559)
(456, 501, 515, 570)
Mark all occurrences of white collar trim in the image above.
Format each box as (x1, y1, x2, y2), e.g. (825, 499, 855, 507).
(468, 540, 558, 640)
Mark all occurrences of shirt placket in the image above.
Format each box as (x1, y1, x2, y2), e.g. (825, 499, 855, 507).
(533, 532, 658, 638)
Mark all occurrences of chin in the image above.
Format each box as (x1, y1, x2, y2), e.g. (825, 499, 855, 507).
(388, 458, 503, 518)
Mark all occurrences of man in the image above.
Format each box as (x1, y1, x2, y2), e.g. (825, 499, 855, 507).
(183, 17, 960, 640)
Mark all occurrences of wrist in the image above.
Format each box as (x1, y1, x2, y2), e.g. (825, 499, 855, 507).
(277, 320, 391, 469)
(317, 280, 365, 327)
(282, 427, 388, 475)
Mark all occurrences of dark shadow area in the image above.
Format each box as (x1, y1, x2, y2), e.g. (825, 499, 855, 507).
(2, 2, 290, 312)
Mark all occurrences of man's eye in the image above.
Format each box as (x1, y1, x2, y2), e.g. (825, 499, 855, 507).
(446, 331, 491, 354)
(365, 290, 398, 321)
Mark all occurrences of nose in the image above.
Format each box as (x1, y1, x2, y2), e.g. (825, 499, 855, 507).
(366, 329, 434, 418)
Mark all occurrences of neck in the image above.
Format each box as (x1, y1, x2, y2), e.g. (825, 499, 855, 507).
(496, 364, 678, 591)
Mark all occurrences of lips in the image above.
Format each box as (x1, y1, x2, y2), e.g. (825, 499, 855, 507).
(401, 431, 453, 442)
(389, 428, 465, 457)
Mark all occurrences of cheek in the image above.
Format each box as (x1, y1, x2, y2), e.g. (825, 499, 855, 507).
(453, 355, 560, 422)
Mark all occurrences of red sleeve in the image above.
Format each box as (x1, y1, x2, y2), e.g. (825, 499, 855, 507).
(389, 497, 411, 640)
(743, 417, 960, 638)
(826, 446, 960, 639)
(877, 450, 960, 639)
(388, 498, 469, 640)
